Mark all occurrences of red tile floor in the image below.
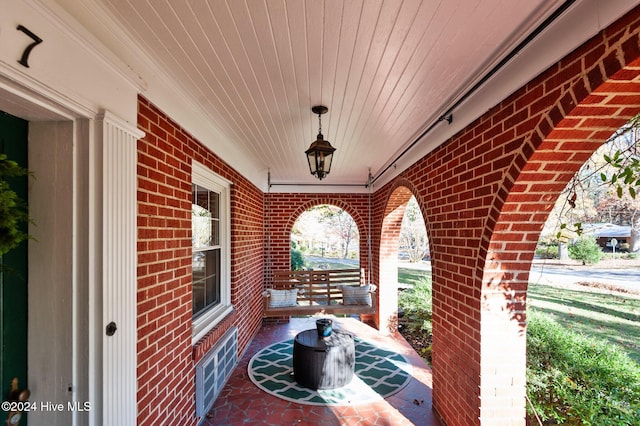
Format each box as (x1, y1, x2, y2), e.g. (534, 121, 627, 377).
(204, 317, 442, 425)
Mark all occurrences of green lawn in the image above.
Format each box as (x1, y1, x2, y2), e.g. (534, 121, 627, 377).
(307, 257, 640, 364)
(396, 265, 640, 364)
(306, 256, 359, 270)
(398, 267, 427, 286)
(527, 283, 640, 364)
(393, 264, 640, 422)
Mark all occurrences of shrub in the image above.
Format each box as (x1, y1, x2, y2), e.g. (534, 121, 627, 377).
(527, 312, 640, 424)
(535, 244, 559, 259)
(398, 276, 432, 335)
(290, 241, 307, 270)
(0, 153, 31, 256)
(568, 235, 603, 265)
(290, 249, 307, 270)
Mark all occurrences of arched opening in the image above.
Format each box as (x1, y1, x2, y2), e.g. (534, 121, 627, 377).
(525, 116, 640, 422)
(264, 195, 370, 290)
(379, 183, 432, 334)
(290, 204, 361, 271)
(480, 57, 640, 424)
(397, 195, 433, 364)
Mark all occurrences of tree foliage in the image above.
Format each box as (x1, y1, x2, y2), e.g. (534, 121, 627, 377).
(601, 114, 640, 201)
(550, 114, 640, 251)
(399, 196, 429, 262)
(315, 205, 359, 259)
(291, 204, 360, 259)
(0, 153, 31, 256)
(290, 241, 307, 270)
(398, 275, 432, 334)
(568, 235, 603, 265)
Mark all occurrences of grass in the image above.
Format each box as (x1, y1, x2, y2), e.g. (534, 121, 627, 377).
(396, 267, 640, 422)
(527, 283, 640, 363)
(305, 256, 640, 364)
(394, 262, 640, 422)
(398, 267, 426, 286)
(526, 312, 640, 424)
(398, 264, 640, 364)
(305, 256, 359, 270)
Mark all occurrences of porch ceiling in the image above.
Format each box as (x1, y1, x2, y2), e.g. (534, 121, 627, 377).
(56, 0, 638, 192)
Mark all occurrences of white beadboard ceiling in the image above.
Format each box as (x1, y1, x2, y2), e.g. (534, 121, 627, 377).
(55, 0, 639, 192)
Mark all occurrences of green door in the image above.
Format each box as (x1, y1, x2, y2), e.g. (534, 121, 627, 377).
(0, 111, 29, 425)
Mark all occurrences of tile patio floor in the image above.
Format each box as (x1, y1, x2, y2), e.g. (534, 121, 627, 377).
(205, 317, 441, 425)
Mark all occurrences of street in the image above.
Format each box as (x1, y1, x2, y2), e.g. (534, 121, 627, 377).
(399, 260, 640, 293)
(529, 264, 640, 293)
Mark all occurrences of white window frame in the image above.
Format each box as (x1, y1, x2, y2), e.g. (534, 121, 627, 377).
(192, 161, 233, 344)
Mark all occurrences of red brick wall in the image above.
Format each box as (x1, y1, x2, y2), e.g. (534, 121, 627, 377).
(265, 193, 372, 281)
(372, 6, 640, 425)
(137, 96, 264, 425)
(132, 5, 640, 425)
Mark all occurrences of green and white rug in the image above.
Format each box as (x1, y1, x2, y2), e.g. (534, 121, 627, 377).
(248, 337, 413, 406)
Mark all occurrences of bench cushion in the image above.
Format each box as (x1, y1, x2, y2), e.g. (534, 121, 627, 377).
(267, 288, 299, 308)
(341, 284, 373, 306)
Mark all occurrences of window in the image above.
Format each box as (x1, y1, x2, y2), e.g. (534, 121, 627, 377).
(192, 162, 232, 342)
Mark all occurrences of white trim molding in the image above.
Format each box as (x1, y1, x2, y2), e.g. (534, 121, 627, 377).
(98, 111, 144, 426)
(191, 161, 233, 344)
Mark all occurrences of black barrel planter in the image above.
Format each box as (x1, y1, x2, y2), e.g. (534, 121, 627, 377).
(293, 329, 355, 390)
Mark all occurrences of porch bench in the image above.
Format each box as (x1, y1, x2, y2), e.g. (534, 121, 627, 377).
(263, 268, 377, 317)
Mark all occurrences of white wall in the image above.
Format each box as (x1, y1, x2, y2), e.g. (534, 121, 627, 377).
(0, 0, 142, 123)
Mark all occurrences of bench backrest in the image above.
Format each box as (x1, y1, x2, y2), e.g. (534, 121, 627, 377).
(271, 268, 364, 306)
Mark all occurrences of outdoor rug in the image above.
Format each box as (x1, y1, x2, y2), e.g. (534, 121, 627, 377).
(248, 337, 413, 406)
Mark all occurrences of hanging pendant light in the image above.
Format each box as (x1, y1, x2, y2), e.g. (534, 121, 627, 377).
(305, 105, 336, 181)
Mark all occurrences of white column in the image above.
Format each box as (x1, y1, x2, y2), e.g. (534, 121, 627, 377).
(96, 111, 143, 426)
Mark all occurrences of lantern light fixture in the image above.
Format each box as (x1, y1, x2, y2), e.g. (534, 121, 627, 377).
(305, 105, 336, 181)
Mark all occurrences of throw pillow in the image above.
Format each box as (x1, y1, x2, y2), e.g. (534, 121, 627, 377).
(341, 284, 372, 306)
(268, 288, 298, 308)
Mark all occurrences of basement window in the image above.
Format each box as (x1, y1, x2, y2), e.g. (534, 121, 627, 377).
(192, 162, 232, 343)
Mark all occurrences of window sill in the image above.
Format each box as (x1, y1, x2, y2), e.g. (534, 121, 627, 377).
(192, 304, 234, 345)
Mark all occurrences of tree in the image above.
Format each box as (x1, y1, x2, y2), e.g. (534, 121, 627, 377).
(552, 113, 640, 252)
(291, 205, 360, 259)
(399, 196, 429, 262)
(290, 241, 307, 270)
(315, 205, 359, 259)
(568, 235, 603, 265)
(597, 118, 640, 252)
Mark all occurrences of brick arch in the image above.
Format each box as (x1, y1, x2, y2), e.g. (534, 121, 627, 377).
(264, 193, 372, 280)
(477, 19, 640, 426)
(376, 178, 422, 332)
(285, 198, 368, 269)
(481, 73, 640, 299)
(370, 7, 640, 426)
(285, 198, 367, 247)
(483, 69, 640, 276)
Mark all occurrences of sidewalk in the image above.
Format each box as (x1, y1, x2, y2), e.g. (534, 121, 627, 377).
(532, 257, 640, 269)
(530, 258, 640, 295)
